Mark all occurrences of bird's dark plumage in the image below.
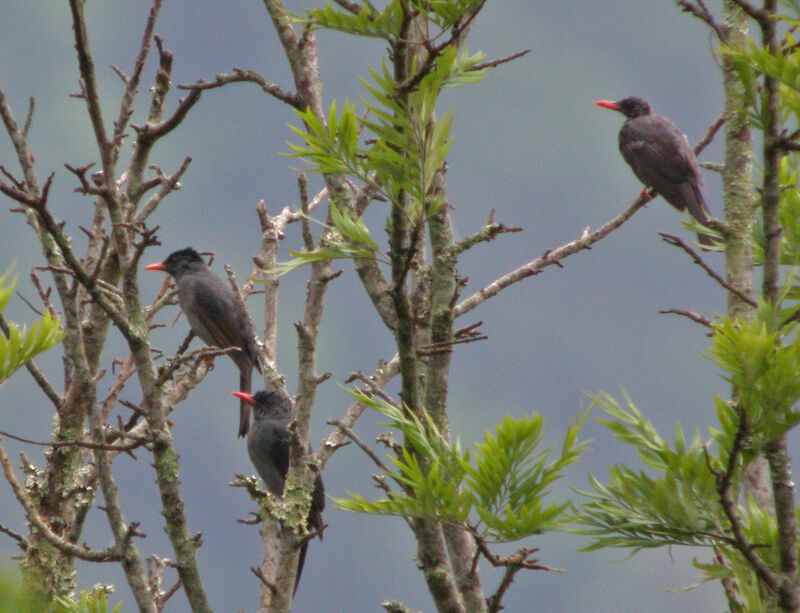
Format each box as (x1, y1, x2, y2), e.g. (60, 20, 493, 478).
(595, 96, 713, 247)
(236, 390, 325, 597)
(146, 248, 261, 436)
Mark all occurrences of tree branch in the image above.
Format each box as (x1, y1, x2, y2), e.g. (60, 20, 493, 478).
(455, 193, 651, 318)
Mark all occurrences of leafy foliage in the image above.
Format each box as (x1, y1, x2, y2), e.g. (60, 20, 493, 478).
(50, 588, 121, 613)
(269, 204, 384, 276)
(575, 392, 725, 551)
(0, 569, 49, 613)
(335, 389, 589, 542)
(708, 313, 800, 444)
(0, 267, 64, 386)
(299, 0, 486, 39)
(281, 16, 488, 273)
(574, 304, 800, 600)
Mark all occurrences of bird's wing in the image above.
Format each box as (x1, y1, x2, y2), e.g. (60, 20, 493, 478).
(269, 425, 291, 478)
(619, 117, 700, 188)
(183, 274, 256, 371)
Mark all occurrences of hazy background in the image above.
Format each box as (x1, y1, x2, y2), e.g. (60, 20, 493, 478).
(0, 2, 759, 611)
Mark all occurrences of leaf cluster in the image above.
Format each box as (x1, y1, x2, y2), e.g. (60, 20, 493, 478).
(335, 390, 589, 542)
(576, 392, 725, 552)
(270, 203, 383, 276)
(50, 588, 121, 613)
(708, 314, 800, 445)
(299, 1, 485, 39)
(575, 303, 800, 597)
(0, 267, 64, 386)
(282, 17, 487, 271)
(287, 44, 484, 207)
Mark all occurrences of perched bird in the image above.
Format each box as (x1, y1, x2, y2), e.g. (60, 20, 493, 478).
(232, 390, 325, 596)
(594, 96, 714, 247)
(145, 247, 261, 437)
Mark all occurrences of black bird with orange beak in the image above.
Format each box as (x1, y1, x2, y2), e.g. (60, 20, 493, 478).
(595, 96, 714, 247)
(232, 390, 325, 596)
(145, 247, 260, 437)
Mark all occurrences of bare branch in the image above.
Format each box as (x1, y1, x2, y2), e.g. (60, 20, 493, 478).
(455, 193, 651, 318)
(659, 308, 714, 328)
(133, 157, 192, 225)
(332, 0, 363, 14)
(178, 69, 302, 109)
(328, 419, 393, 473)
(659, 233, 757, 307)
(111, 0, 164, 156)
(21, 97, 35, 139)
(694, 112, 726, 156)
(454, 210, 522, 256)
(677, 1, 725, 40)
(0, 522, 26, 550)
(131, 89, 202, 144)
(471, 49, 532, 72)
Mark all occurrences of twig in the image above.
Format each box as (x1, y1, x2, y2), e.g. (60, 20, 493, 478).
(659, 233, 757, 307)
(694, 112, 726, 156)
(659, 308, 714, 328)
(677, 1, 725, 41)
(250, 566, 278, 595)
(111, 0, 164, 155)
(454, 210, 522, 256)
(178, 69, 302, 110)
(471, 49, 532, 72)
(21, 97, 35, 139)
(382, 601, 422, 613)
(0, 429, 143, 452)
(706, 403, 783, 594)
(328, 419, 393, 474)
(0, 522, 26, 549)
(133, 157, 192, 225)
(455, 192, 651, 318)
(0, 313, 62, 408)
(332, 0, 363, 14)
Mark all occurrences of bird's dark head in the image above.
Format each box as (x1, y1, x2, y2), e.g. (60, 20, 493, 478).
(594, 97, 651, 119)
(144, 247, 205, 279)
(233, 390, 290, 421)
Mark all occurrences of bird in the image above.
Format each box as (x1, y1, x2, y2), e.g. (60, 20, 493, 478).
(232, 390, 325, 596)
(145, 247, 261, 437)
(594, 96, 714, 247)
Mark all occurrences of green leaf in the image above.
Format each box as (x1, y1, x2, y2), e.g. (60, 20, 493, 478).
(0, 266, 65, 386)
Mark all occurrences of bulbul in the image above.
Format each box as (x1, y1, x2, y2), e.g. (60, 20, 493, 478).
(595, 96, 714, 247)
(145, 247, 261, 437)
(232, 390, 325, 597)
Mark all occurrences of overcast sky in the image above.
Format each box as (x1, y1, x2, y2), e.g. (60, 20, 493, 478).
(0, 2, 766, 611)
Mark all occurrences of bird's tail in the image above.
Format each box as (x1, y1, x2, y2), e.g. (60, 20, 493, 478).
(293, 508, 323, 596)
(238, 370, 251, 438)
(294, 540, 308, 597)
(686, 184, 715, 249)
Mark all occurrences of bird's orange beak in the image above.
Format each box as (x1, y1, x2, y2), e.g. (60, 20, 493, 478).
(594, 100, 620, 111)
(144, 262, 166, 271)
(232, 391, 256, 405)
